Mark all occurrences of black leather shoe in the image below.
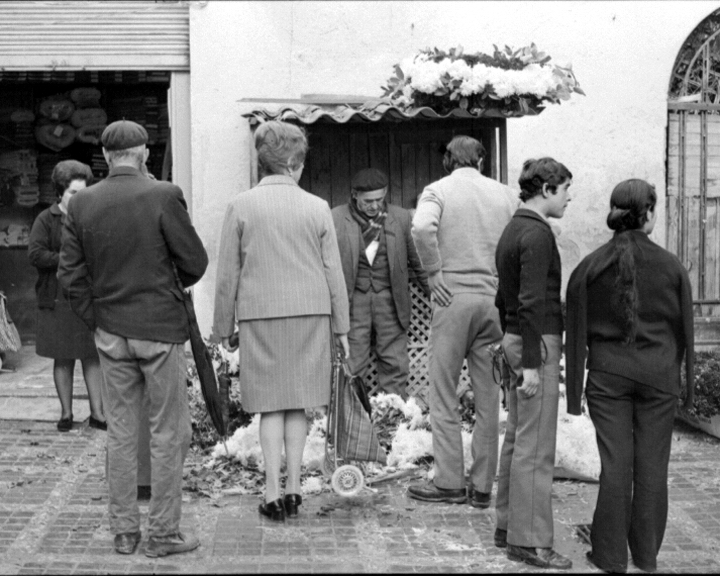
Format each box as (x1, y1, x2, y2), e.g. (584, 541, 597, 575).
(407, 482, 467, 504)
(507, 545, 572, 569)
(259, 498, 286, 521)
(468, 486, 491, 509)
(88, 416, 107, 431)
(114, 531, 141, 554)
(57, 415, 73, 432)
(494, 528, 507, 548)
(284, 493, 302, 518)
(137, 485, 152, 501)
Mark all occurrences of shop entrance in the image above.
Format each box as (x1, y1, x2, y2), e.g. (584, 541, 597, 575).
(0, 70, 171, 343)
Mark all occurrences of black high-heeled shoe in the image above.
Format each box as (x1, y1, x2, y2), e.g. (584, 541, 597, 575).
(258, 498, 285, 521)
(284, 494, 302, 518)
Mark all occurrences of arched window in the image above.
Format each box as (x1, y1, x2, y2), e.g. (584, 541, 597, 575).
(668, 8, 720, 317)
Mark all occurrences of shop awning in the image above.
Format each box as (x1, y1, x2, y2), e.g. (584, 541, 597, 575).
(240, 95, 540, 125)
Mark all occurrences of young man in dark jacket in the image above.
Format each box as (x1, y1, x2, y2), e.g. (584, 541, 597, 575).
(494, 157, 573, 570)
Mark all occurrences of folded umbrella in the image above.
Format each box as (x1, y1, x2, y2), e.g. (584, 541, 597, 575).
(174, 268, 228, 442)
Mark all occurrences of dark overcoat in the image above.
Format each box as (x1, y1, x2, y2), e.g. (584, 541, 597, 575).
(331, 203, 428, 331)
(58, 166, 208, 343)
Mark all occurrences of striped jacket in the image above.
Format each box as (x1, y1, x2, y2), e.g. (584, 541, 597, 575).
(212, 175, 350, 338)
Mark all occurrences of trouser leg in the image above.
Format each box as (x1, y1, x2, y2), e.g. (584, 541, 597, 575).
(502, 334, 561, 548)
(429, 294, 472, 490)
(347, 290, 372, 382)
(94, 328, 144, 535)
(629, 383, 677, 571)
(467, 295, 502, 494)
(372, 288, 409, 397)
(137, 397, 151, 486)
(133, 339, 189, 538)
(586, 370, 634, 571)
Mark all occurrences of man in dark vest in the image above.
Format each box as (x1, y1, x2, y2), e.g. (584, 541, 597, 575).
(332, 168, 428, 398)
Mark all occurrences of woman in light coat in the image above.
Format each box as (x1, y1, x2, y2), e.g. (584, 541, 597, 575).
(213, 120, 349, 521)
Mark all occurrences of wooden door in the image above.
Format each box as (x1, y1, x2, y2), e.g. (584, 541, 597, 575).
(298, 117, 506, 209)
(296, 117, 506, 401)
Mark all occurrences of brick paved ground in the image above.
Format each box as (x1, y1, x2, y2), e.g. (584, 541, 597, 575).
(0, 419, 717, 574)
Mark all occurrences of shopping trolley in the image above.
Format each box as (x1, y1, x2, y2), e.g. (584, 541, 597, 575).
(323, 351, 387, 497)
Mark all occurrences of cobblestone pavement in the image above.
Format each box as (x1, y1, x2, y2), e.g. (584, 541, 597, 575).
(0, 419, 717, 574)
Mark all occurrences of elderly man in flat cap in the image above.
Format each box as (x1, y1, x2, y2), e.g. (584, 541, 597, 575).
(332, 168, 428, 398)
(59, 120, 208, 558)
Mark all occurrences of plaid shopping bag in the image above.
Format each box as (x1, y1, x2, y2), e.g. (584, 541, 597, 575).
(335, 360, 387, 465)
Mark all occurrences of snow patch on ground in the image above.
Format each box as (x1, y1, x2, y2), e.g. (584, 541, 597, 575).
(301, 476, 325, 494)
(212, 414, 264, 471)
(387, 423, 433, 469)
(211, 386, 600, 482)
(554, 385, 600, 480)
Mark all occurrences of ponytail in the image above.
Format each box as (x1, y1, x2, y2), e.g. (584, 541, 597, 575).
(612, 233, 638, 343)
(605, 179, 657, 344)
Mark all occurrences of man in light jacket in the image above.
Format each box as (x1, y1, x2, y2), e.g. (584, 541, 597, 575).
(408, 136, 517, 508)
(332, 168, 428, 398)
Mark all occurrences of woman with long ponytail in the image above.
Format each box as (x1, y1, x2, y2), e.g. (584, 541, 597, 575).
(566, 179, 694, 573)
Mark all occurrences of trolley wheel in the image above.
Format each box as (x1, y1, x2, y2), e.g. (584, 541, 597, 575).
(331, 464, 364, 497)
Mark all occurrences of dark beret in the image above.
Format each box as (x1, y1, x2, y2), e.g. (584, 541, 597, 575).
(101, 120, 148, 151)
(351, 168, 388, 193)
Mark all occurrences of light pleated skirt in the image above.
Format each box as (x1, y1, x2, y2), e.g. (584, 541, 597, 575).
(238, 314, 331, 413)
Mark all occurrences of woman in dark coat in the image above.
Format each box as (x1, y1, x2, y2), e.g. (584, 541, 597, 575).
(566, 179, 694, 573)
(28, 160, 106, 432)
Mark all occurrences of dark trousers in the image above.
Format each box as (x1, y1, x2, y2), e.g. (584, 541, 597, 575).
(586, 370, 677, 573)
(348, 287, 408, 397)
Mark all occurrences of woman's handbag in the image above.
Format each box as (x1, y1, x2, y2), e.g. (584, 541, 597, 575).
(0, 292, 21, 352)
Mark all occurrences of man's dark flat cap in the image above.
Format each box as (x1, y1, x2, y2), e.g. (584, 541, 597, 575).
(351, 168, 388, 192)
(101, 120, 148, 151)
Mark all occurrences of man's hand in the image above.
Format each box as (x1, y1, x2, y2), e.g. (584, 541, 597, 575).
(429, 270, 453, 307)
(335, 333, 350, 359)
(519, 368, 540, 399)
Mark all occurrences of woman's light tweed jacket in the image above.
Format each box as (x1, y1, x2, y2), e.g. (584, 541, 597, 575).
(213, 175, 350, 339)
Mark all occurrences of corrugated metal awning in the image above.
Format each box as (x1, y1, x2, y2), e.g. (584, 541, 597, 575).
(0, 1, 189, 71)
(240, 96, 542, 125)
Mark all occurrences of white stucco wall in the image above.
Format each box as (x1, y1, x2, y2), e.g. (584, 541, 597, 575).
(189, 0, 718, 335)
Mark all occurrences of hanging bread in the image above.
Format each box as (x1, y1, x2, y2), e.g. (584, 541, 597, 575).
(35, 124, 76, 152)
(76, 124, 106, 145)
(38, 97, 75, 122)
(70, 87, 102, 108)
(71, 108, 107, 128)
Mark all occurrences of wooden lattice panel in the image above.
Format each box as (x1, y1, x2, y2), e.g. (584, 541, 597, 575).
(362, 280, 471, 408)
